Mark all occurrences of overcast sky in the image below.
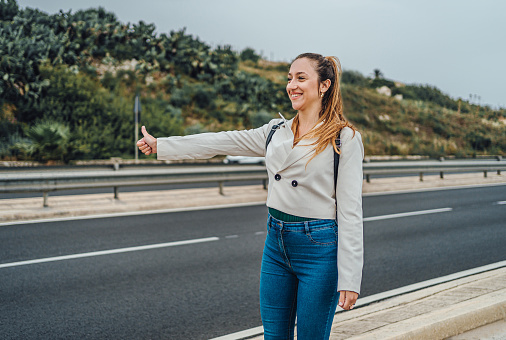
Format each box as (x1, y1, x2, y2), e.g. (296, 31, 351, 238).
(17, 0, 506, 108)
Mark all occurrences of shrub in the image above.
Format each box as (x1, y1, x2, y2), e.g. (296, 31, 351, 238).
(25, 120, 70, 162)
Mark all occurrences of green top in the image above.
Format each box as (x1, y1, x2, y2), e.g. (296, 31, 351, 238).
(268, 207, 314, 222)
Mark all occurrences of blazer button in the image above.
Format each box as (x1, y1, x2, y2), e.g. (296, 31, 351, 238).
(291, 180, 298, 187)
(275, 174, 281, 181)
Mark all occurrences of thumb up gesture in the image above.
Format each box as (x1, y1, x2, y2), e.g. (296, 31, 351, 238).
(137, 126, 157, 155)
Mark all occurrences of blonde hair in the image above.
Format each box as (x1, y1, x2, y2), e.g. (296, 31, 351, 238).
(291, 53, 356, 163)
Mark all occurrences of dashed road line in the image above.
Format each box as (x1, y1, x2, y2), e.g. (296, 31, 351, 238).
(364, 207, 453, 222)
(0, 237, 219, 269)
(0, 207, 457, 269)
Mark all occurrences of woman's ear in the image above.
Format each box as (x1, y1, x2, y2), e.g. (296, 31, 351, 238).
(320, 79, 331, 95)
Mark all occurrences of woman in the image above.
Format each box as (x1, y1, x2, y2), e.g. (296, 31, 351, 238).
(137, 53, 364, 340)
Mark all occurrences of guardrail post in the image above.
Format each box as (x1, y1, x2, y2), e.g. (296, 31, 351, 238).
(218, 181, 224, 196)
(484, 170, 487, 178)
(43, 191, 49, 207)
(111, 157, 121, 171)
(440, 171, 444, 179)
(262, 179, 267, 190)
(419, 172, 423, 182)
(366, 174, 371, 183)
(114, 187, 119, 199)
(498, 170, 501, 175)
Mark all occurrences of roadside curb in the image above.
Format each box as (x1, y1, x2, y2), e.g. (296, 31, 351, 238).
(212, 264, 506, 340)
(381, 295, 506, 340)
(330, 267, 506, 340)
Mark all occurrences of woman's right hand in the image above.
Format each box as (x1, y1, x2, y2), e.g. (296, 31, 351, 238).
(137, 126, 157, 155)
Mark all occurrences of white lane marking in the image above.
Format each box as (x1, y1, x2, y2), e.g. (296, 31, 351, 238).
(364, 207, 453, 222)
(0, 201, 267, 227)
(0, 208, 453, 269)
(497, 201, 506, 205)
(255, 231, 265, 235)
(363, 181, 506, 197)
(0, 237, 219, 269)
(210, 260, 506, 340)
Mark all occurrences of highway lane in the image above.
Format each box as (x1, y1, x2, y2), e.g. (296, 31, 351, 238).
(0, 185, 505, 339)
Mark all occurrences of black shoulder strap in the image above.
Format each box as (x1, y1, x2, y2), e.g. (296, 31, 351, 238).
(334, 136, 341, 189)
(265, 121, 284, 150)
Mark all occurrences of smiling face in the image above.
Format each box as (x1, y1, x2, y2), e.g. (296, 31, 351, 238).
(287, 57, 324, 113)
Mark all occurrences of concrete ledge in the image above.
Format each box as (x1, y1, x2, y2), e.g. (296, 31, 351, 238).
(330, 267, 506, 340)
(448, 319, 506, 339)
(349, 290, 506, 340)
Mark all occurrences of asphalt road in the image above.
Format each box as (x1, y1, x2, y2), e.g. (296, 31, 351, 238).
(0, 185, 505, 339)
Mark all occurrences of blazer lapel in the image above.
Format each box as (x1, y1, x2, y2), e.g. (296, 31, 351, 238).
(270, 112, 318, 172)
(276, 114, 324, 172)
(277, 138, 316, 172)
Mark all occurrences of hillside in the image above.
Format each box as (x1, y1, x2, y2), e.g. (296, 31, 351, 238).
(0, 0, 504, 162)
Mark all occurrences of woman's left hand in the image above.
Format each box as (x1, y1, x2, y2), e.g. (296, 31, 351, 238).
(338, 290, 358, 310)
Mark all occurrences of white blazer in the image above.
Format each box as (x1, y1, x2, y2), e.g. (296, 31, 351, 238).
(157, 115, 364, 293)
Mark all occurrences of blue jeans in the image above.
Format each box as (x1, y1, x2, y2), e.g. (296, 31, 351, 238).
(260, 214, 340, 340)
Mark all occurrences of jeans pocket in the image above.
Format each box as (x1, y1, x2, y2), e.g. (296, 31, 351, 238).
(305, 225, 337, 245)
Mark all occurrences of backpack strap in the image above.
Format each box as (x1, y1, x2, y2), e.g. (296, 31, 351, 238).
(334, 136, 341, 189)
(265, 120, 284, 150)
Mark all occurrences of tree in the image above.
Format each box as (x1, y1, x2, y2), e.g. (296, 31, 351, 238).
(240, 47, 260, 63)
(0, 0, 18, 21)
(373, 68, 383, 79)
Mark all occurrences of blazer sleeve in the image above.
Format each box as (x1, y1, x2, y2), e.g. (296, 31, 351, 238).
(336, 128, 364, 294)
(156, 120, 276, 161)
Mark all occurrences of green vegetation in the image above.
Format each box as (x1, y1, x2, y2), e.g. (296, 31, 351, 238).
(1, 0, 504, 162)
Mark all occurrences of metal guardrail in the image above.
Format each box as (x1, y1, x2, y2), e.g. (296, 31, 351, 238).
(1, 160, 504, 207)
(363, 159, 505, 182)
(0, 166, 269, 207)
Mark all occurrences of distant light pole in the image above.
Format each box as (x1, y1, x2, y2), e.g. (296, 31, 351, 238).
(134, 94, 141, 162)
